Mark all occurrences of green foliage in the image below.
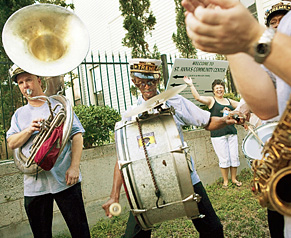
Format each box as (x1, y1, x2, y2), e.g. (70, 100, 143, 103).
(37, 0, 74, 9)
(207, 169, 269, 237)
(172, 0, 197, 58)
(0, 0, 33, 64)
(200, 104, 209, 111)
(130, 85, 138, 97)
(215, 54, 238, 96)
(224, 92, 241, 102)
(151, 44, 161, 60)
(90, 216, 128, 237)
(119, 0, 159, 58)
(0, 78, 24, 131)
(73, 105, 121, 148)
(0, 124, 5, 146)
(215, 54, 226, 61)
(119, 1, 165, 93)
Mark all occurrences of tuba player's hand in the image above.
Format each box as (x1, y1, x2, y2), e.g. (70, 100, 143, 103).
(28, 118, 44, 134)
(65, 165, 80, 185)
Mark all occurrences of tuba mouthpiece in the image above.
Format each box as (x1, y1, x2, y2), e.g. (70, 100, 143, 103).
(26, 89, 32, 96)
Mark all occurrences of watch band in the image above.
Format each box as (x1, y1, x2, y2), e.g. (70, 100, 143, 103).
(254, 27, 276, 64)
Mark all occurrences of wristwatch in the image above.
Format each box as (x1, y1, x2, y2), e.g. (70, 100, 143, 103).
(254, 27, 276, 64)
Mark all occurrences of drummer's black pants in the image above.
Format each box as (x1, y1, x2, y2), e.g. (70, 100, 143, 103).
(122, 181, 224, 238)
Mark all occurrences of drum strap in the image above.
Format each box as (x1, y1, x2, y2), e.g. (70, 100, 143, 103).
(136, 117, 164, 209)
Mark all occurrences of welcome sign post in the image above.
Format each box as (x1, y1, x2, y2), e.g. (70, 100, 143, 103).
(166, 58, 229, 106)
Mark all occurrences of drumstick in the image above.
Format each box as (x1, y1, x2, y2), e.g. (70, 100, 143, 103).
(245, 121, 264, 147)
(244, 121, 256, 128)
(109, 203, 122, 216)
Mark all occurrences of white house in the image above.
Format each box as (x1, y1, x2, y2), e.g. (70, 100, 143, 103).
(69, 0, 279, 56)
(66, 0, 282, 113)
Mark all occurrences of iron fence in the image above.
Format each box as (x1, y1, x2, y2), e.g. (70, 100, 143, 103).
(0, 52, 177, 160)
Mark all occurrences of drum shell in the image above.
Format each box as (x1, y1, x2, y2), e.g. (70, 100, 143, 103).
(242, 122, 277, 168)
(115, 114, 199, 230)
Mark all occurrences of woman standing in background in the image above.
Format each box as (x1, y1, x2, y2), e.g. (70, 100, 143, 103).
(184, 77, 242, 189)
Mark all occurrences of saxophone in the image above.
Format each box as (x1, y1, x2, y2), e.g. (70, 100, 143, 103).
(252, 96, 291, 216)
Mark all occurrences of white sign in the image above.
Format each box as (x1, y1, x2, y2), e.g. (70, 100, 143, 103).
(166, 58, 229, 106)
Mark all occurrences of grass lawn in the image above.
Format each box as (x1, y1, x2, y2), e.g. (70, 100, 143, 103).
(55, 168, 271, 238)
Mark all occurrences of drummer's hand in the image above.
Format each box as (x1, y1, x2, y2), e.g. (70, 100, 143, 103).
(238, 103, 251, 130)
(102, 198, 118, 218)
(183, 76, 193, 86)
(227, 111, 245, 125)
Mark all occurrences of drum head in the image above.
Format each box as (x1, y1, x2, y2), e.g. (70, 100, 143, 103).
(242, 122, 277, 162)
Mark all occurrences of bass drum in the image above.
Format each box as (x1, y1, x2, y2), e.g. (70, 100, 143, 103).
(242, 122, 277, 168)
(115, 113, 200, 230)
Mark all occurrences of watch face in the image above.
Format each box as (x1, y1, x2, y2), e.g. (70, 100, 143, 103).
(257, 43, 269, 54)
(254, 28, 274, 63)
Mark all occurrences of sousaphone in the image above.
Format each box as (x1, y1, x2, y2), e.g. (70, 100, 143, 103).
(2, 3, 90, 174)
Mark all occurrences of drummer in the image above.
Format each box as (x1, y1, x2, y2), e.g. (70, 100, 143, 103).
(102, 58, 244, 238)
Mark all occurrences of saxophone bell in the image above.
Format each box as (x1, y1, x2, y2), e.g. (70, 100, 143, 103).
(252, 94, 291, 216)
(268, 166, 291, 216)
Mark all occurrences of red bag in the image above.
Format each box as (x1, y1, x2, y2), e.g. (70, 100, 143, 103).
(34, 124, 64, 171)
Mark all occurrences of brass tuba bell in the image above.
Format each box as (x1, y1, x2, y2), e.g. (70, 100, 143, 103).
(2, 3, 90, 76)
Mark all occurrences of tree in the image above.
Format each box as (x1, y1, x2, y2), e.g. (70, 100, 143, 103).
(171, 1, 237, 96)
(172, 0, 197, 58)
(215, 54, 238, 96)
(119, 0, 163, 90)
(38, 0, 74, 9)
(119, 0, 159, 59)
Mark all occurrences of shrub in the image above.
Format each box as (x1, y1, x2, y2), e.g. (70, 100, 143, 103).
(74, 105, 121, 148)
(224, 92, 241, 102)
